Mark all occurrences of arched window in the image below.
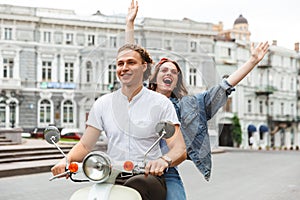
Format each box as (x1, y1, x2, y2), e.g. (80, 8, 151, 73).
(0, 100, 6, 126)
(63, 100, 73, 123)
(40, 99, 51, 123)
(108, 64, 116, 85)
(86, 61, 92, 83)
(9, 101, 17, 128)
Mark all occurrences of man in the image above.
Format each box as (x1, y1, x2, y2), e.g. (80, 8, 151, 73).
(51, 44, 186, 200)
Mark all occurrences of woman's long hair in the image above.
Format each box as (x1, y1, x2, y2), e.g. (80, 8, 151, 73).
(148, 58, 188, 99)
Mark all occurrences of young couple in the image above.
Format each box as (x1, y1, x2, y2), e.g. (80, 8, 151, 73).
(51, 1, 269, 199)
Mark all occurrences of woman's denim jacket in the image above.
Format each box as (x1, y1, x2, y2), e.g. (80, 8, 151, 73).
(170, 79, 234, 181)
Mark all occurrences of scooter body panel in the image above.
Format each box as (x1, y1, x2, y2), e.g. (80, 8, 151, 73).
(69, 184, 142, 200)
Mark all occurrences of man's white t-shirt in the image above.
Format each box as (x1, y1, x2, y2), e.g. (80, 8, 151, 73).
(86, 87, 179, 163)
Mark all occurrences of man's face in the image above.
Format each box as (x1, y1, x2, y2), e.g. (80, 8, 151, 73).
(116, 49, 146, 87)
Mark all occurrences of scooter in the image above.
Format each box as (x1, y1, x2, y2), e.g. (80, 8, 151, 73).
(44, 121, 175, 200)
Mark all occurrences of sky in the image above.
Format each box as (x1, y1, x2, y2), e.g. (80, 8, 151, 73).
(0, 0, 299, 50)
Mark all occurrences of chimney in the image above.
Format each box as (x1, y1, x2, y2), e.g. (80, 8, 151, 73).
(295, 42, 299, 52)
(272, 40, 277, 46)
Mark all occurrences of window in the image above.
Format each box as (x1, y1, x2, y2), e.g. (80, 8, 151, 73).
(189, 68, 197, 86)
(0, 100, 6, 126)
(270, 102, 274, 115)
(88, 34, 95, 46)
(291, 103, 294, 117)
(290, 57, 294, 68)
(290, 78, 294, 90)
(227, 48, 231, 56)
(64, 62, 74, 82)
(259, 101, 263, 114)
(63, 100, 73, 123)
(258, 72, 263, 85)
(190, 41, 197, 52)
(4, 28, 12, 40)
(42, 61, 52, 81)
(164, 40, 172, 50)
(3, 58, 14, 78)
(66, 33, 73, 45)
(108, 64, 116, 85)
(109, 36, 117, 48)
(86, 61, 92, 83)
(43, 31, 51, 43)
(247, 100, 252, 113)
(40, 99, 51, 123)
(9, 101, 16, 128)
(98, 36, 107, 47)
(280, 77, 284, 89)
(281, 102, 284, 116)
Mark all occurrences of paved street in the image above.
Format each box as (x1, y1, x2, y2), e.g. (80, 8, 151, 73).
(0, 149, 299, 200)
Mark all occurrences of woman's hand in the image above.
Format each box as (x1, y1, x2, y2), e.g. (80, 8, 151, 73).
(126, 0, 138, 24)
(250, 41, 269, 63)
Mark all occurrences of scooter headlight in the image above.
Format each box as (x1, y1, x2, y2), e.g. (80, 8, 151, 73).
(82, 151, 111, 183)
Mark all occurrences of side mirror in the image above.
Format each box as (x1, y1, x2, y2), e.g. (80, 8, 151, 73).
(44, 126, 69, 175)
(144, 121, 176, 163)
(155, 121, 175, 139)
(44, 126, 60, 144)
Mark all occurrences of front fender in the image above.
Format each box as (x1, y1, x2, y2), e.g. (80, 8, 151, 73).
(69, 184, 142, 200)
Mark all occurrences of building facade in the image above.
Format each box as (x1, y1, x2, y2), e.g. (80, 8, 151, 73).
(215, 15, 300, 149)
(0, 4, 299, 149)
(0, 4, 217, 135)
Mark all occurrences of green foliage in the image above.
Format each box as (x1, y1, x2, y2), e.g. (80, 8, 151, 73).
(232, 113, 242, 146)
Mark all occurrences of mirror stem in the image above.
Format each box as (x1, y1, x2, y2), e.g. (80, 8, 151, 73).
(143, 130, 166, 165)
(50, 136, 69, 169)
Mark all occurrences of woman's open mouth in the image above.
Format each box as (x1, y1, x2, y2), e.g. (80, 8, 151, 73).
(163, 77, 173, 85)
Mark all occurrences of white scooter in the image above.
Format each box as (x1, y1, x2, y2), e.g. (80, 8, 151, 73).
(44, 121, 175, 200)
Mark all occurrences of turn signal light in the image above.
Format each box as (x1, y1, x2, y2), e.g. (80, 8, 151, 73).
(69, 162, 79, 173)
(123, 160, 134, 171)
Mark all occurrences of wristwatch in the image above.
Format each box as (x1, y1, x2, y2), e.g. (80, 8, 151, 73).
(160, 155, 172, 167)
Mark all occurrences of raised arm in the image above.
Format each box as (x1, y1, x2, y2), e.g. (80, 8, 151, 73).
(227, 41, 269, 86)
(125, 0, 138, 44)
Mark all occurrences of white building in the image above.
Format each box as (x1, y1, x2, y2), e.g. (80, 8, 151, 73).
(215, 15, 300, 149)
(0, 4, 299, 149)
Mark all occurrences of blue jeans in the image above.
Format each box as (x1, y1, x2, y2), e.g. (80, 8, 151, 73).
(164, 167, 186, 200)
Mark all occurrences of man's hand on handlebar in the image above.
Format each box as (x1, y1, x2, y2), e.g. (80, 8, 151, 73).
(144, 158, 169, 176)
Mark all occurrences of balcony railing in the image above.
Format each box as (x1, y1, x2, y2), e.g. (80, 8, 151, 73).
(0, 78, 22, 90)
(255, 85, 276, 96)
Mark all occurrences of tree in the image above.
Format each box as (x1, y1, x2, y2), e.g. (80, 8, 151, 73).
(232, 113, 242, 147)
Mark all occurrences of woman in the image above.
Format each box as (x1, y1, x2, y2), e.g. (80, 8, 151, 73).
(125, 1, 269, 199)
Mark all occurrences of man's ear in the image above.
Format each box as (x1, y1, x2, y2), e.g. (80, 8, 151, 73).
(142, 63, 147, 72)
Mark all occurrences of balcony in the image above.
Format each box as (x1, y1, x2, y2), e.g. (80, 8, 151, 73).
(0, 78, 22, 90)
(255, 85, 276, 96)
(257, 61, 271, 69)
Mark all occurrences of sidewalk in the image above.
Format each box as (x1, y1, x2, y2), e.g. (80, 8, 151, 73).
(0, 138, 225, 178)
(0, 138, 226, 153)
(0, 138, 54, 150)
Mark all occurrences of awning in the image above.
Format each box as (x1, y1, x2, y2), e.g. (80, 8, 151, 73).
(247, 124, 257, 133)
(259, 125, 269, 133)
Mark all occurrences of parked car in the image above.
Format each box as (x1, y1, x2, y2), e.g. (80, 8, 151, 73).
(60, 128, 82, 140)
(30, 127, 45, 138)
